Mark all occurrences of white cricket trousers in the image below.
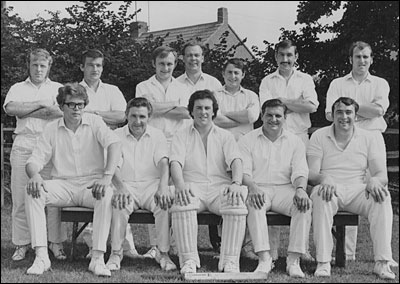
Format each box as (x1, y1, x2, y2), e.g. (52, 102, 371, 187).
(247, 184, 311, 254)
(25, 176, 113, 252)
(111, 180, 172, 253)
(311, 183, 394, 263)
(10, 137, 66, 246)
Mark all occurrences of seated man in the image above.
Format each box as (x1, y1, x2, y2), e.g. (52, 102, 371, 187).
(239, 99, 311, 278)
(308, 97, 396, 279)
(25, 83, 121, 277)
(170, 89, 247, 274)
(106, 97, 176, 271)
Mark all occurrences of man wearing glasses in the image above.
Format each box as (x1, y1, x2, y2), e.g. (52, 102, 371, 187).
(24, 83, 121, 276)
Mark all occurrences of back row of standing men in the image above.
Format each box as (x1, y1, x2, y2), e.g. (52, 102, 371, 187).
(3, 40, 396, 279)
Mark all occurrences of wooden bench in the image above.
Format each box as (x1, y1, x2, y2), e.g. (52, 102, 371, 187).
(61, 207, 358, 267)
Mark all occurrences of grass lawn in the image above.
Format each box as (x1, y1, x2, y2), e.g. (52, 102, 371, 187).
(1, 192, 399, 283)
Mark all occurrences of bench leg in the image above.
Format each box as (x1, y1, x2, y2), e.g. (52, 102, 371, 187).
(208, 225, 221, 252)
(70, 222, 89, 261)
(333, 225, 346, 268)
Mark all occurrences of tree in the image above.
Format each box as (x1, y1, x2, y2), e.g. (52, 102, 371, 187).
(279, 1, 399, 127)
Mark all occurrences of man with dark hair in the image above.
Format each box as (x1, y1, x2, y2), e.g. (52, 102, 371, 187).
(106, 97, 176, 272)
(214, 58, 260, 141)
(325, 41, 391, 262)
(24, 82, 121, 276)
(3, 48, 67, 262)
(239, 99, 311, 278)
(79, 49, 126, 129)
(258, 39, 318, 262)
(308, 97, 396, 279)
(170, 89, 247, 274)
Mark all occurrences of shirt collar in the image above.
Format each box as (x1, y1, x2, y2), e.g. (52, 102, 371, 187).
(150, 74, 175, 85)
(58, 113, 90, 129)
(123, 124, 152, 139)
(190, 121, 217, 134)
(25, 77, 52, 86)
(221, 85, 245, 96)
(345, 72, 372, 83)
(183, 72, 204, 83)
(270, 68, 299, 79)
(327, 124, 360, 140)
(256, 127, 289, 141)
(80, 79, 104, 89)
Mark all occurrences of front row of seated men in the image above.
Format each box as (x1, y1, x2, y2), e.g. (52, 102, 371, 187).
(24, 84, 396, 280)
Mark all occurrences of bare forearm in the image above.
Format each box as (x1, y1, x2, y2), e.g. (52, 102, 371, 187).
(357, 103, 384, 118)
(214, 115, 241, 128)
(26, 163, 42, 178)
(112, 168, 125, 189)
(20, 106, 63, 120)
(158, 158, 170, 186)
(171, 161, 185, 189)
(5, 101, 46, 117)
(164, 107, 191, 120)
(242, 174, 257, 192)
(105, 142, 122, 173)
(231, 158, 243, 184)
(96, 111, 126, 125)
(282, 98, 317, 114)
(152, 101, 178, 115)
(224, 110, 250, 124)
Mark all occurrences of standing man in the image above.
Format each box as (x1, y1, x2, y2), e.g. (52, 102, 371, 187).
(176, 42, 222, 97)
(79, 49, 126, 129)
(24, 83, 121, 276)
(78, 49, 137, 259)
(3, 48, 67, 262)
(259, 39, 318, 261)
(106, 97, 176, 272)
(308, 97, 396, 279)
(239, 99, 311, 278)
(214, 58, 260, 141)
(325, 41, 390, 261)
(170, 90, 248, 274)
(136, 46, 191, 258)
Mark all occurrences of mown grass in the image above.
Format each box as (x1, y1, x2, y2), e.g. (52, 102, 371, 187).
(1, 191, 399, 283)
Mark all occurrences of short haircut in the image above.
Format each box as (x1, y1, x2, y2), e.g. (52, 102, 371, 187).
(81, 49, 104, 65)
(275, 39, 298, 55)
(261, 99, 288, 115)
(223, 58, 246, 73)
(27, 48, 53, 69)
(126, 97, 153, 117)
(188, 89, 219, 119)
(182, 42, 204, 56)
(152, 46, 177, 63)
(348, 41, 373, 57)
(57, 83, 89, 106)
(331, 97, 359, 115)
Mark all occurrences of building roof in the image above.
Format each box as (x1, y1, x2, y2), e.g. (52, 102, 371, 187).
(139, 21, 223, 46)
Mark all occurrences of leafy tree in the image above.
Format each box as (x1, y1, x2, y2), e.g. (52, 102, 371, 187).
(279, 1, 399, 127)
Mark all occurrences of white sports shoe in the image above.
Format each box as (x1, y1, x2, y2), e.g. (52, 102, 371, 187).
(106, 253, 122, 271)
(143, 246, 159, 259)
(314, 262, 331, 277)
(180, 259, 197, 274)
(27, 256, 51, 275)
(89, 258, 111, 277)
(373, 261, 395, 280)
(254, 255, 273, 274)
(286, 257, 305, 278)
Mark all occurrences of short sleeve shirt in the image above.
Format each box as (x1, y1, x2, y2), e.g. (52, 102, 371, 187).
(3, 78, 63, 141)
(325, 72, 390, 132)
(136, 75, 191, 141)
(169, 122, 241, 188)
(176, 72, 222, 96)
(259, 69, 319, 134)
(307, 125, 381, 184)
(238, 128, 308, 185)
(80, 80, 127, 112)
(114, 125, 168, 182)
(214, 86, 260, 140)
(27, 113, 120, 179)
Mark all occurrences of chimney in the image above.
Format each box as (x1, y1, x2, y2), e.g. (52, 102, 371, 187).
(217, 7, 228, 24)
(130, 21, 148, 38)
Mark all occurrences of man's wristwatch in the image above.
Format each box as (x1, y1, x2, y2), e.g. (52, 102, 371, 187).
(232, 181, 242, 186)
